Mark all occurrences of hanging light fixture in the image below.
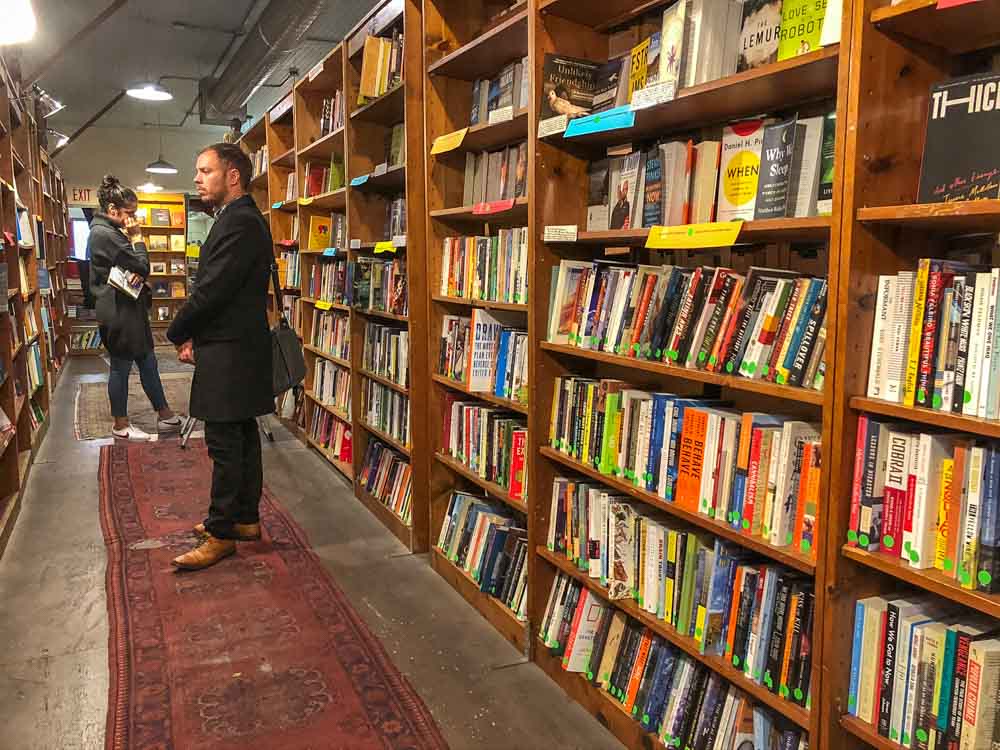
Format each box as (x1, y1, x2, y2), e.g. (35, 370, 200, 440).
(136, 182, 162, 193)
(145, 114, 178, 175)
(46, 129, 69, 148)
(33, 86, 65, 118)
(127, 82, 173, 102)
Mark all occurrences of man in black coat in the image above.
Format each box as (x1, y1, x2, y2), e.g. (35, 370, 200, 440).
(168, 143, 274, 570)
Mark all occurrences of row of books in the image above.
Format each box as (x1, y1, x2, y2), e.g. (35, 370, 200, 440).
(540, 571, 809, 748)
(438, 227, 528, 305)
(849, 413, 1000, 592)
(461, 142, 527, 206)
(588, 114, 834, 230)
(278, 249, 300, 290)
(151, 281, 186, 299)
(362, 322, 408, 388)
(310, 308, 350, 361)
(26, 398, 43, 433)
(363, 380, 409, 447)
(26, 341, 43, 392)
(849, 594, 1000, 748)
(302, 213, 346, 252)
(468, 55, 529, 126)
(867, 261, 1000, 420)
(359, 440, 412, 525)
(442, 310, 528, 404)
(282, 296, 301, 332)
(310, 403, 352, 464)
(549, 262, 829, 392)
(440, 396, 527, 502)
(248, 146, 267, 179)
(146, 234, 185, 252)
(539, 0, 836, 125)
(385, 123, 405, 169)
(550, 383, 822, 555)
(319, 90, 344, 137)
(302, 154, 345, 198)
(353, 257, 407, 317)
(384, 194, 406, 240)
(436, 491, 528, 620)
(358, 31, 403, 105)
(308, 257, 349, 304)
(312, 360, 351, 416)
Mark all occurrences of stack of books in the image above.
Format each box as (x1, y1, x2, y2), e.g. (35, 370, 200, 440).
(311, 309, 350, 360)
(362, 322, 408, 387)
(359, 440, 412, 524)
(439, 227, 528, 304)
(469, 55, 530, 125)
(363, 380, 410, 446)
(462, 142, 528, 206)
(357, 31, 404, 105)
(312, 360, 351, 415)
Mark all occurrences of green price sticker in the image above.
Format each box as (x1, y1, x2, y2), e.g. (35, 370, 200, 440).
(709, 355, 717, 366)
(643, 714, 649, 725)
(916, 729, 928, 743)
(708, 508, 715, 518)
(699, 351, 707, 362)
(668, 350, 679, 361)
(794, 688, 803, 701)
(890, 729, 899, 741)
(979, 570, 993, 586)
(742, 519, 750, 530)
(883, 535, 894, 549)
(779, 685, 789, 698)
(847, 530, 858, 543)
(695, 627, 703, 638)
(733, 655, 740, 667)
(776, 373, 786, 385)
(932, 393, 943, 408)
(848, 695, 856, 708)
(944, 558, 954, 572)
(726, 362, 735, 373)
(909, 549, 920, 563)
(786, 531, 794, 545)
(754, 669, 761, 680)
(761, 365, 769, 376)
(960, 570, 972, 586)
(902, 733, 910, 745)
(762, 525, 770, 537)
(858, 533, 870, 547)
(633, 343, 640, 353)
(800, 539, 812, 554)
(965, 389, 973, 404)
(655, 348, 663, 359)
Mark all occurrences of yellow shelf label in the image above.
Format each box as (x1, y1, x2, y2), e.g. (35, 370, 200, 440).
(315, 300, 333, 311)
(298, 197, 314, 206)
(645, 221, 744, 250)
(374, 241, 396, 254)
(185, 244, 200, 259)
(430, 127, 469, 155)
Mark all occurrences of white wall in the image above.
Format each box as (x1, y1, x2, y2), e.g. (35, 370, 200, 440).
(52, 123, 229, 195)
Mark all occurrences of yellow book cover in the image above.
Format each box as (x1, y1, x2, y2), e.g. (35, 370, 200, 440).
(581, 383, 595, 464)
(961, 447, 984, 590)
(934, 457, 955, 572)
(903, 258, 931, 407)
(637, 517, 647, 605)
(549, 379, 561, 448)
(628, 37, 652, 100)
(307, 216, 332, 250)
(664, 530, 677, 625)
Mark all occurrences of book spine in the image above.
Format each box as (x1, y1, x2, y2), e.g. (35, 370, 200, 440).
(903, 259, 931, 408)
(878, 603, 902, 735)
(915, 265, 946, 407)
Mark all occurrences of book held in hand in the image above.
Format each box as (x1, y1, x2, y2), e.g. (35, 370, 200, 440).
(108, 266, 143, 299)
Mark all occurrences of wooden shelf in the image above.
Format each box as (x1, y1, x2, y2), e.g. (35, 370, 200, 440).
(457, 108, 529, 153)
(358, 368, 409, 395)
(851, 396, 1000, 439)
(356, 485, 413, 549)
(350, 83, 405, 124)
(559, 216, 831, 248)
(857, 200, 1000, 234)
(353, 307, 408, 323)
(839, 715, 899, 750)
(537, 546, 812, 729)
(303, 343, 351, 369)
(543, 47, 839, 148)
(271, 200, 297, 213)
(431, 373, 528, 415)
(841, 544, 1000, 620)
(430, 547, 527, 653)
(426, 8, 528, 81)
(541, 446, 816, 574)
(434, 452, 528, 515)
(540, 341, 826, 405)
(305, 434, 353, 481)
(301, 296, 351, 312)
(297, 127, 345, 160)
(300, 186, 347, 211)
(140, 225, 185, 232)
(351, 164, 406, 193)
(537, 0, 671, 30)
(431, 294, 528, 313)
(359, 420, 410, 456)
(870, 0, 1000, 54)
(250, 171, 268, 189)
(303, 389, 351, 424)
(429, 196, 529, 224)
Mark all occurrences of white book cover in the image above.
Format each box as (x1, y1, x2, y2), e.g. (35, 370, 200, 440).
(548, 480, 564, 550)
(886, 271, 916, 403)
(868, 275, 896, 398)
(761, 428, 783, 539)
(547, 260, 591, 345)
(108, 266, 143, 300)
(789, 115, 825, 218)
(718, 414, 740, 518)
(960, 445, 985, 588)
(659, 0, 688, 92)
(660, 141, 692, 225)
(978, 268, 999, 419)
(911, 433, 956, 569)
(635, 398, 654, 487)
(891, 608, 942, 742)
(644, 523, 662, 614)
(858, 596, 890, 723)
(588, 488, 603, 578)
(965, 272, 992, 416)
(699, 411, 722, 513)
(658, 401, 677, 497)
(565, 590, 607, 672)
(987, 271, 1000, 419)
(609, 151, 643, 230)
(739, 284, 782, 379)
(603, 268, 636, 353)
(691, 140, 721, 222)
(467, 309, 505, 392)
(717, 119, 772, 221)
(544, 576, 569, 643)
(820, 0, 842, 46)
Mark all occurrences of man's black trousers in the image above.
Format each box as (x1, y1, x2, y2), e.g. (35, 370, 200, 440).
(203, 418, 262, 539)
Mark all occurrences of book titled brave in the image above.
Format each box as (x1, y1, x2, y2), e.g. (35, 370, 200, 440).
(918, 72, 1000, 204)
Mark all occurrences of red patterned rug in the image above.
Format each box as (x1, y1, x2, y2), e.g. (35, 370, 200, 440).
(98, 440, 449, 750)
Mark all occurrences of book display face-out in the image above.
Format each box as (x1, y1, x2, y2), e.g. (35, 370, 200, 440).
(136, 193, 187, 327)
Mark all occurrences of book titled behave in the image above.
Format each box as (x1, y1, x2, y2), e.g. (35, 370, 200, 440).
(917, 72, 1000, 204)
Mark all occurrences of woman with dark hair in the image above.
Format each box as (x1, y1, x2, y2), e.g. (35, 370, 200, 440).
(88, 175, 181, 440)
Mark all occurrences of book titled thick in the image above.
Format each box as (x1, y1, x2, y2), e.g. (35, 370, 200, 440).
(917, 73, 1000, 204)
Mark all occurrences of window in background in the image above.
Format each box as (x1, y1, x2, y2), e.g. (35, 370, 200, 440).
(71, 218, 90, 260)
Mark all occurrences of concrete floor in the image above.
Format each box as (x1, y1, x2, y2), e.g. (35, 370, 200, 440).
(0, 357, 623, 750)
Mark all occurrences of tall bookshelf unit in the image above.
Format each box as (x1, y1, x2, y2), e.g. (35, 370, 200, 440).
(827, 1, 1000, 748)
(422, 0, 533, 652)
(136, 192, 188, 328)
(238, 0, 432, 553)
(0, 53, 69, 557)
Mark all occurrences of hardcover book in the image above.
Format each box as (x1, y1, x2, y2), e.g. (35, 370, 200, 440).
(717, 119, 773, 221)
(754, 118, 806, 219)
(540, 53, 600, 120)
(777, 0, 827, 60)
(737, 0, 783, 72)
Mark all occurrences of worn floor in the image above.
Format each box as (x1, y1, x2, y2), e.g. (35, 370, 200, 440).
(0, 357, 623, 750)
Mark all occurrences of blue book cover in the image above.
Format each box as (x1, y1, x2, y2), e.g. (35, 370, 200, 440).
(780, 277, 822, 372)
(701, 540, 734, 655)
(848, 600, 866, 716)
(478, 526, 510, 590)
(646, 393, 671, 492)
(642, 647, 676, 733)
(493, 330, 511, 398)
(754, 568, 779, 678)
(978, 445, 1000, 592)
(937, 628, 958, 732)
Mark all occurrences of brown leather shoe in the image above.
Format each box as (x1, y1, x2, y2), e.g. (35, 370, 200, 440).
(171, 535, 236, 570)
(193, 522, 260, 541)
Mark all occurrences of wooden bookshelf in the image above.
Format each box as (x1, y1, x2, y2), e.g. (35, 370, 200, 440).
(423, 0, 533, 654)
(869, 0, 1000, 55)
(136, 192, 188, 328)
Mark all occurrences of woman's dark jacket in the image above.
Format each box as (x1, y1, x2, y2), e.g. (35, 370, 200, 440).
(87, 214, 153, 359)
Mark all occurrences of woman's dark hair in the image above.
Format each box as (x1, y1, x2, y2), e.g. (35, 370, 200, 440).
(98, 174, 137, 213)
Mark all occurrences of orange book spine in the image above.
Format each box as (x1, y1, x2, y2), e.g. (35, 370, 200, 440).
(623, 631, 653, 711)
(675, 408, 709, 511)
(561, 591, 589, 669)
(725, 565, 746, 659)
(628, 274, 658, 356)
(791, 442, 814, 546)
(778, 591, 801, 690)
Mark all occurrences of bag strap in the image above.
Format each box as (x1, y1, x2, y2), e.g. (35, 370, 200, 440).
(269, 261, 289, 326)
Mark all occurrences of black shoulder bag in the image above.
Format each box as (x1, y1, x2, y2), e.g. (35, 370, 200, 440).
(269, 263, 306, 396)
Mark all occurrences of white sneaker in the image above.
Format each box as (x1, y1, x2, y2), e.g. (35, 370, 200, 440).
(112, 424, 151, 441)
(157, 415, 184, 432)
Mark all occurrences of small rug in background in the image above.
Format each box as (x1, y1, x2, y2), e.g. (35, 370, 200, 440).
(74, 372, 192, 440)
(99, 441, 449, 750)
(101, 347, 194, 375)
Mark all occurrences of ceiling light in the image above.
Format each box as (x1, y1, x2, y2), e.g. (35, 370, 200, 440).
(47, 129, 69, 148)
(137, 182, 162, 193)
(0, 0, 36, 45)
(33, 86, 65, 118)
(127, 82, 173, 102)
(145, 155, 178, 175)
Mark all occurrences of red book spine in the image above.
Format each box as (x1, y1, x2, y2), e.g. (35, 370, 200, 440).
(742, 428, 764, 534)
(915, 268, 952, 407)
(848, 415, 869, 546)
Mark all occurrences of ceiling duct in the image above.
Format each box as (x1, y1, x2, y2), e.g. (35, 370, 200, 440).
(199, 0, 328, 125)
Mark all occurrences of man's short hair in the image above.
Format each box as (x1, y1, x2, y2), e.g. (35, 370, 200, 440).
(200, 142, 252, 191)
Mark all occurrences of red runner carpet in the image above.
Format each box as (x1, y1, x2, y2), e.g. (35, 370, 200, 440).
(98, 440, 449, 750)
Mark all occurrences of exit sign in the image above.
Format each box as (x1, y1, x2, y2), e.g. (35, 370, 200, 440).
(69, 186, 98, 206)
